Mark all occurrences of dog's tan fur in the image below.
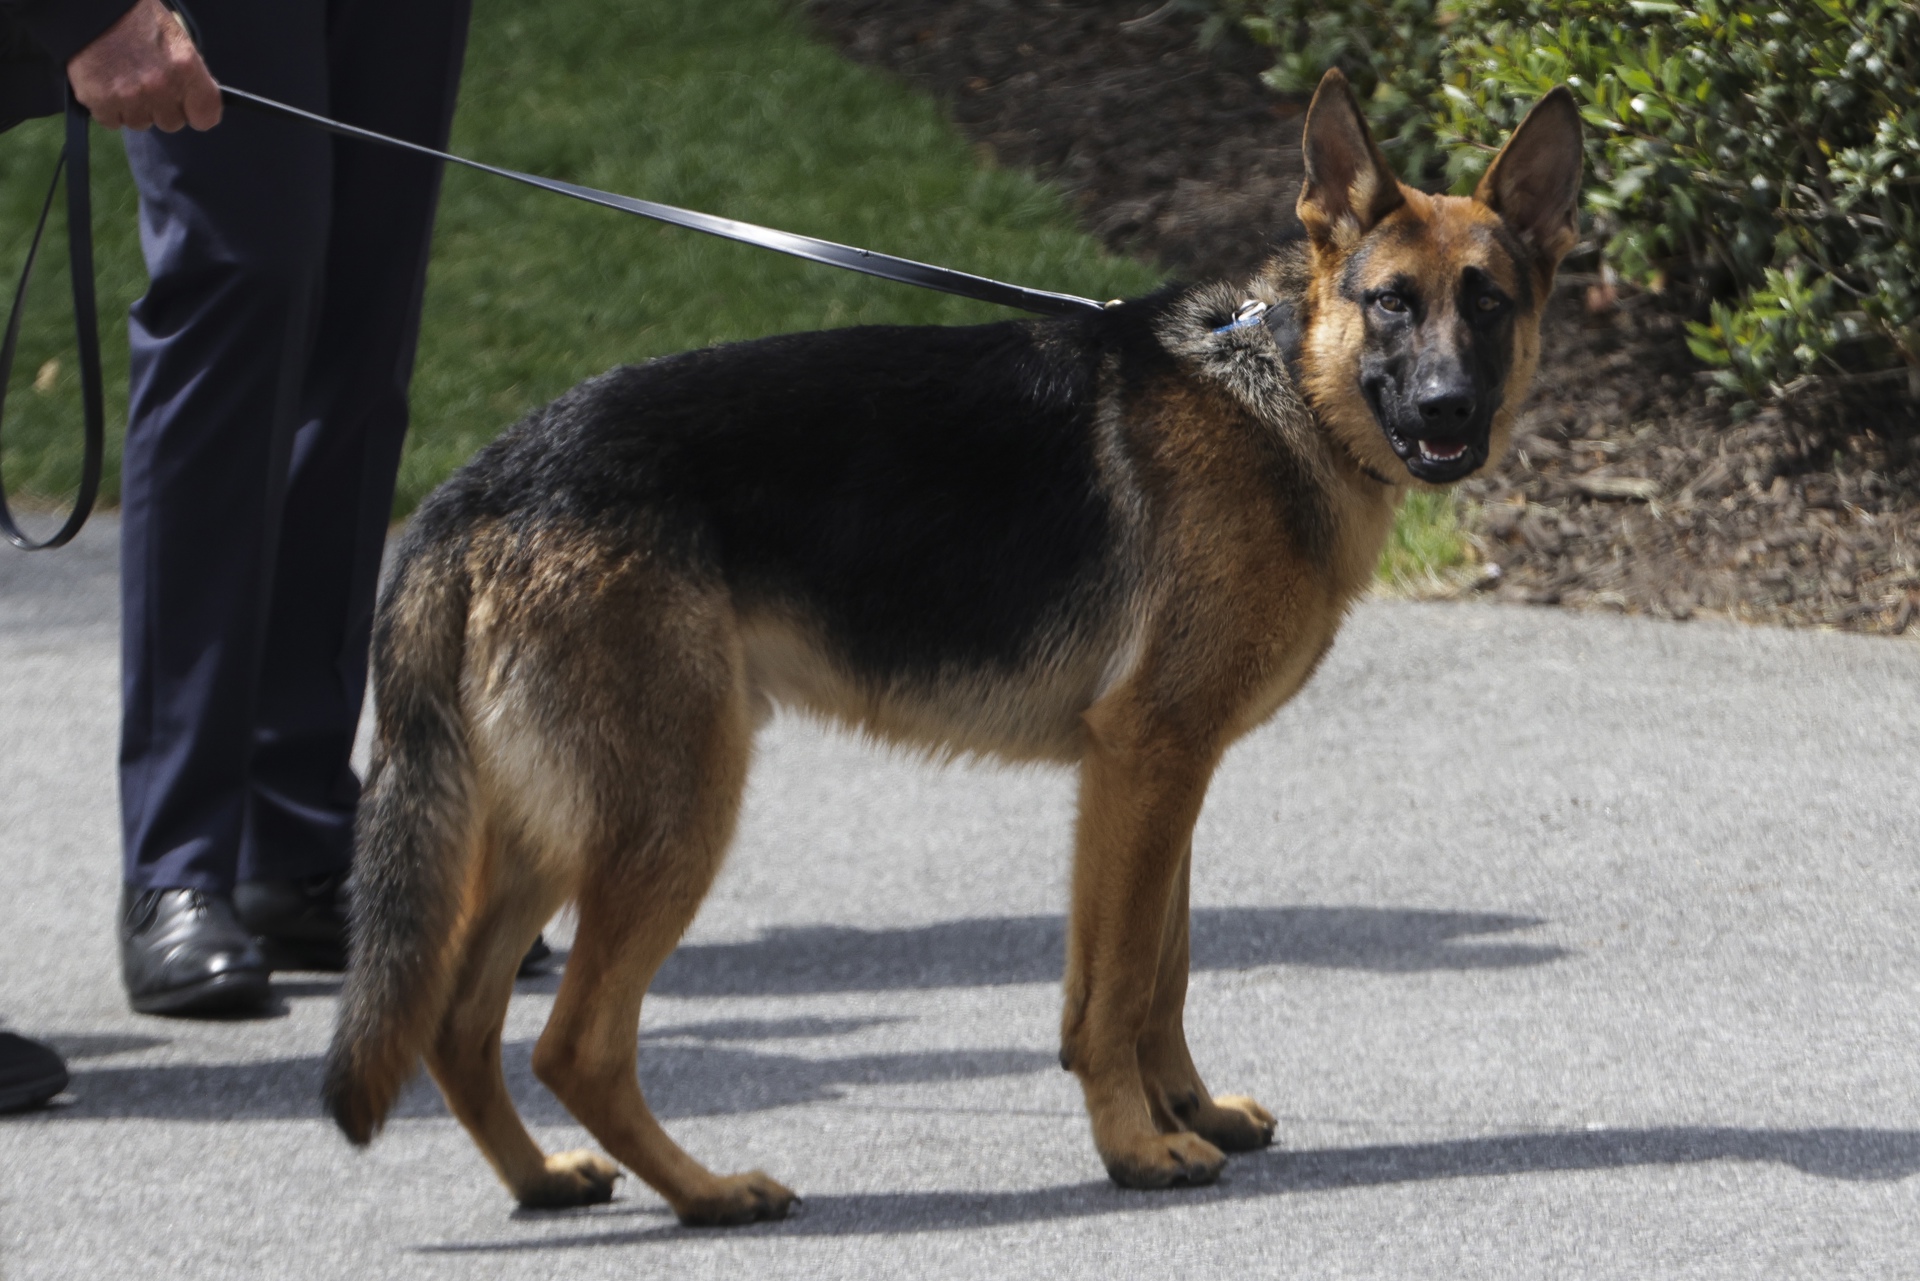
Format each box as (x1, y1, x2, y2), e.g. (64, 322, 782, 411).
(325, 70, 1583, 1223)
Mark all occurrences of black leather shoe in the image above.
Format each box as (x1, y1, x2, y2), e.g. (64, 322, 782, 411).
(120, 887, 273, 1017)
(235, 872, 347, 972)
(0, 1032, 68, 1112)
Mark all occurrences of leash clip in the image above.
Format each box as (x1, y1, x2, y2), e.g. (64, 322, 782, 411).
(1211, 299, 1269, 334)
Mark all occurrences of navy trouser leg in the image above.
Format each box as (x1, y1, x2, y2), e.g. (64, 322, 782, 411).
(119, 0, 332, 893)
(241, 0, 472, 883)
(120, 0, 471, 892)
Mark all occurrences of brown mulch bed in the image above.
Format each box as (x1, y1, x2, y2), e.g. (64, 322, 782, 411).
(804, 0, 1920, 635)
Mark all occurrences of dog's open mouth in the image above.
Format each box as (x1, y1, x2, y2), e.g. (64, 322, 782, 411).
(1382, 426, 1484, 483)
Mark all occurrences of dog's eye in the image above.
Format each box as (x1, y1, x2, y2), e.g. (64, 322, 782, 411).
(1374, 292, 1408, 315)
(1475, 294, 1504, 313)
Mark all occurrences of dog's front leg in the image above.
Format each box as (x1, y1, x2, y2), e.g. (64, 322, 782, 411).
(1060, 707, 1228, 1188)
(1135, 839, 1277, 1153)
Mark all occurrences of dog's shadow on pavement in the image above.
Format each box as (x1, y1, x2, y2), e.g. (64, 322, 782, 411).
(272, 906, 1565, 1002)
(636, 906, 1569, 999)
(421, 1125, 1920, 1252)
(39, 905, 1920, 1245)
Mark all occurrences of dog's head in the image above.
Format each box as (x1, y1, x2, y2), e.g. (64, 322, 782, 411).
(1293, 69, 1582, 486)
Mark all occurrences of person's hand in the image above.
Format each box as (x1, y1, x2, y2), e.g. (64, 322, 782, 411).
(67, 0, 222, 131)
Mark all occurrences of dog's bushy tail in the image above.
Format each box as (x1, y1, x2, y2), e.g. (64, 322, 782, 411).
(324, 529, 479, 1146)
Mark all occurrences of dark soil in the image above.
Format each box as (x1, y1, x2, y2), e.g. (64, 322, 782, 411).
(804, 0, 1920, 635)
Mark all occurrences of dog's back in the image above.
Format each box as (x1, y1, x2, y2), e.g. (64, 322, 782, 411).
(475, 317, 1125, 745)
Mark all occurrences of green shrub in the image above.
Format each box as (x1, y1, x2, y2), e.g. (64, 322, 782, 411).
(1212, 0, 1452, 178)
(1212, 0, 1920, 410)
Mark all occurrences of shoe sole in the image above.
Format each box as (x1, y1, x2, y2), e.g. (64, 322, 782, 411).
(128, 970, 274, 1018)
(0, 1069, 69, 1113)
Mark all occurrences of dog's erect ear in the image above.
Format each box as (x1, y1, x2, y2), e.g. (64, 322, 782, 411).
(1296, 68, 1406, 252)
(1474, 87, 1584, 273)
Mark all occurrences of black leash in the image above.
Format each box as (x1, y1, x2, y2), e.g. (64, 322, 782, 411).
(170, 0, 1102, 315)
(0, 93, 103, 551)
(216, 84, 1108, 320)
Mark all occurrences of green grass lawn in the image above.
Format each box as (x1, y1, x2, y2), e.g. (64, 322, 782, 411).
(1375, 488, 1476, 595)
(0, 0, 1463, 579)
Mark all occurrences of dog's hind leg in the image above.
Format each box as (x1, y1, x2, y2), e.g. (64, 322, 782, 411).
(422, 825, 619, 1209)
(1134, 840, 1277, 1154)
(1060, 698, 1232, 1189)
(531, 659, 796, 1228)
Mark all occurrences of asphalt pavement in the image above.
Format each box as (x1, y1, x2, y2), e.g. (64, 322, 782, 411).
(3, 514, 1918, 1279)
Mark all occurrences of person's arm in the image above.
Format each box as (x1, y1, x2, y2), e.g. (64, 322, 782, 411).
(0, 0, 132, 68)
(63, 0, 220, 130)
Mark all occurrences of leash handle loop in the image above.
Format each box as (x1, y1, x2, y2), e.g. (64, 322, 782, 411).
(0, 94, 104, 552)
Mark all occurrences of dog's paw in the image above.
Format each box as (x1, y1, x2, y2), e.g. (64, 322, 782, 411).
(1192, 1094, 1277, 1153)
(672, 1170, 798, 1227)
(1102, 1132, 1226, 1190)
(516, 1150, 621, 1209)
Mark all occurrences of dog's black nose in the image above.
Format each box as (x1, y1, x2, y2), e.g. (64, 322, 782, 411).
(1417, 385, 1476, 425)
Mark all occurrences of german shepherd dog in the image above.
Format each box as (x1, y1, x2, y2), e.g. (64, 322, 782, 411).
(324, 70, 1582, 1224)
